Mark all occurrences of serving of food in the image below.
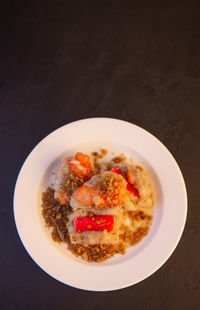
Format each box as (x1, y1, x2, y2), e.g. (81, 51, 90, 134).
(14, 118, 187, 290)
(41, 149, 154, 262)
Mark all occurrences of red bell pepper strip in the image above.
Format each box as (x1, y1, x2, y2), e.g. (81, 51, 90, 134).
(111, 167, 140, 198)
(75, 215, 114, 233)
(126, 183, 140, 198)
(111, 167, 121, 174)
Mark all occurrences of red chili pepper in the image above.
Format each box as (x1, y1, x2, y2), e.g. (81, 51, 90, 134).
(111, 166, 140, 198)
(74, 215, 114, 233)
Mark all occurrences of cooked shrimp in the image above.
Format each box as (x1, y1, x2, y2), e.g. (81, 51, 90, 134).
(67, 152, 91, 180)
(56, 190, 70, 205)
(73, 172, 131, 208)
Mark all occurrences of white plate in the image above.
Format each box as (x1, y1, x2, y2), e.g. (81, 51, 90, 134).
(14, 118, 187, 291)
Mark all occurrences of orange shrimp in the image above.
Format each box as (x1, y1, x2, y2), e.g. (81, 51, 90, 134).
(74, 185, 96, 206)
(56, 190, 70, 205)
(74, 174, 131, 208)
(67, 152, 91, 180)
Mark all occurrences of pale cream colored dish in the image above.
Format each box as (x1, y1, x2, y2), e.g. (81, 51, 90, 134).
(14, 118, 187, 291)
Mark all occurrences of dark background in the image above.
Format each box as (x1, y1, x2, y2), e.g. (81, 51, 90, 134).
(1, 0, 200, 309)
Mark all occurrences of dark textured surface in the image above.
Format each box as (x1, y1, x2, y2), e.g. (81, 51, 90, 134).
(1, 0, 200, 309)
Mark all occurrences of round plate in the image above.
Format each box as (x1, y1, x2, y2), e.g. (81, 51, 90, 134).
(14, 118, 187, 291)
